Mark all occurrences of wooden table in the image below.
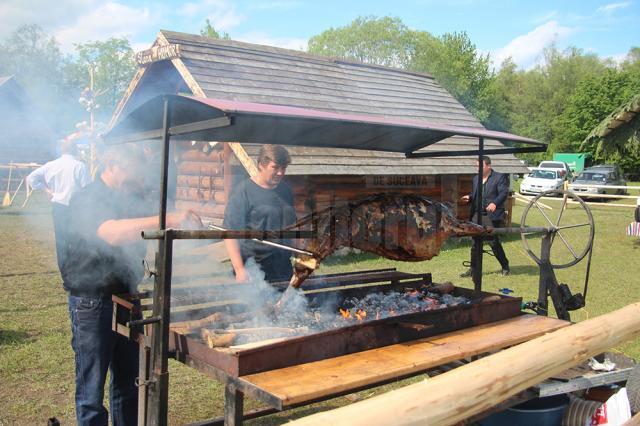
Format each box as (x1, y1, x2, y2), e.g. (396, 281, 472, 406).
(184, 314, 569, 425)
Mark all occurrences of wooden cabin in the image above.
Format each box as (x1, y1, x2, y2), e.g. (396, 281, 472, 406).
(111, 31, 529, 225)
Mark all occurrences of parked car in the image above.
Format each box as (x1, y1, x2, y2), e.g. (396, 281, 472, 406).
(519, 168, 566, 195)
(589, 164, 627, 191)
(569, 166, 627, 196)
(537, 161, 574, 181)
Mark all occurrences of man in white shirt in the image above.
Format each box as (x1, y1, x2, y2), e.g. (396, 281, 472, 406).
(27, 137, 90, 270)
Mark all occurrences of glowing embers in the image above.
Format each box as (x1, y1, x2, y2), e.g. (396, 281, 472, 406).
(337, 286, 469, 323)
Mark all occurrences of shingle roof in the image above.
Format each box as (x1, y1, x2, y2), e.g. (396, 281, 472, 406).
(162, 30, 483, 128)
(141, 31, 533, 173)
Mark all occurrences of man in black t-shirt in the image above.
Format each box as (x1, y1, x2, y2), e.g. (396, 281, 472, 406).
(223, 145, 296, 283)
(62, 145, 200, 425)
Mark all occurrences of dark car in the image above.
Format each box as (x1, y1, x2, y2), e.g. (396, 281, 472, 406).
(569, 166, 627, 196)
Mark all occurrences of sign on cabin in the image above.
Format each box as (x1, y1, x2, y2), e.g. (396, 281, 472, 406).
(135, 44, 181, 66)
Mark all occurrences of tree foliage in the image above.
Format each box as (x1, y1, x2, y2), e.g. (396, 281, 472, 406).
(0, 25, 139, 134)
(68, 38, 137, 121)
(308, 18, 502, 129)
(200, 19, 230, 40)
(0, 24, 77, 132)
(308, 16, 417, 68)
(307, 16, 640, 173)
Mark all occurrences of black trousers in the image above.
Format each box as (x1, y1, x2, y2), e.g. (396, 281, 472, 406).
(470, 217, 510, 271)
(52, 202, 71, 272)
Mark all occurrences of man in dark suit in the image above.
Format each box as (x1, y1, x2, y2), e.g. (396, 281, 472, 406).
(460, 156, 510, 277)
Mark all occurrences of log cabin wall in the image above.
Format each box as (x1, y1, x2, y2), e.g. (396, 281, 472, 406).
(172, 144, 514, 227)
(174, 146, 227, 222)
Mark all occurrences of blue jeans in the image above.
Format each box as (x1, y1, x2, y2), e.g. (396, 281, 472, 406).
(68, 294, 138, 425)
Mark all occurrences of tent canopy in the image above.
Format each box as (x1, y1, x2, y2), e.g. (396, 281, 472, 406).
(105, 94, 544, 156)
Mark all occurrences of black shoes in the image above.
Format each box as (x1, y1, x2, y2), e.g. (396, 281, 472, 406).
(501, 268, 510, 276)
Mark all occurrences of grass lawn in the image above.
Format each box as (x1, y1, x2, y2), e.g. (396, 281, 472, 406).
(1, 191, 639, 424)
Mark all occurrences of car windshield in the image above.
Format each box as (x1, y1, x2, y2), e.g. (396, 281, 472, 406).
(577, 172, 607, 182)
(530, 170, 557, 179)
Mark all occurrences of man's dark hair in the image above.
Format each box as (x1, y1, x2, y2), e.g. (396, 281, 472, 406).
(257, 145, 291, 167)
(482, 156, 492, 165)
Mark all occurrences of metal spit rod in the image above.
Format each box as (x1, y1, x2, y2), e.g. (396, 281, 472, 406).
(207, 223, 316, 256)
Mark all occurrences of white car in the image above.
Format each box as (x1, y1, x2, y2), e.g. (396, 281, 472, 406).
(537, 161, 573, 181)
(519, 168, 565, 195)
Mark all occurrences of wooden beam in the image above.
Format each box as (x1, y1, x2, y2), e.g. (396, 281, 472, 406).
(228, 142, 258, 177)
(289, 302, 640, 426)
(157, 33, 258, 177)
(107, 36, 166, 130)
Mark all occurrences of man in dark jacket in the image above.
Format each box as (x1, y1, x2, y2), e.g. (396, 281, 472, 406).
(460, 156, 510, 277)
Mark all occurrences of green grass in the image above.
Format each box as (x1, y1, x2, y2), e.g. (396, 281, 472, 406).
(1, 192, 639, 424)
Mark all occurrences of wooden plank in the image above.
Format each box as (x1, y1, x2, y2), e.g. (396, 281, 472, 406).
(241, 314, 568, 406)
(289, 303, 640, 426)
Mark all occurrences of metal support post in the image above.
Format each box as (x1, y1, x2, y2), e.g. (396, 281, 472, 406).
(472, 137, 484, 292)
(146, 96, 175, 425)
(537, 233, 570, 321)
(137, 343, 151, 426)
(224, 383, 245, 426)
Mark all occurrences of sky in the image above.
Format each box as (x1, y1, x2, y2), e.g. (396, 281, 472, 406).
(0, 0, 638, 69)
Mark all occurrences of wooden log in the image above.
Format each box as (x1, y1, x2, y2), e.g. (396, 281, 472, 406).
(177, 161, 222, 176)
(177, 175, 225, 189)
(201, 329, 236, 348)
(170, 312, 225, 332)
(179, 149, 222, 162)
(429, 282, 454, 295)
(170, 311, 254, 334)
(175, 187, 226, 203)
(289, 302, 640, 426)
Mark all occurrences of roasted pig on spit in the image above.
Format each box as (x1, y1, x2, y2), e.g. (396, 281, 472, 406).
(286, 194, 486, 288)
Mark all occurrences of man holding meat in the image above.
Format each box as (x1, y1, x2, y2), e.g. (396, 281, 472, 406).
(62, 144, 200, 425)
(223, 144, 297, 283)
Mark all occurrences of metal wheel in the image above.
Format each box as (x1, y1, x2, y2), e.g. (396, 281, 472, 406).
(520, 190, 595, 268)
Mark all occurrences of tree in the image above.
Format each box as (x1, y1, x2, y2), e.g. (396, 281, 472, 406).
(200, 19, 230, 40)
(560, 72, 640, 173)
(67, 38, 137, 122)
(0, 24, 77, 133)
(489, 45, 610, 163)
(308, 16, 417, 68)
